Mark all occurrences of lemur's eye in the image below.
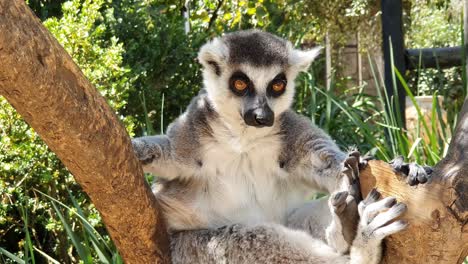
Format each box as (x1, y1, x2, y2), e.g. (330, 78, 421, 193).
(272, 81, 286, 93)
(234, 79, 248, 91)
(268, 73, 287, 97)
(229, 71, 251, 96)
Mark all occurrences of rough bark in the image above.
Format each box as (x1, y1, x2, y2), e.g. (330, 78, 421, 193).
(360, 97, 468, 264)
(0, 1, 171, 263)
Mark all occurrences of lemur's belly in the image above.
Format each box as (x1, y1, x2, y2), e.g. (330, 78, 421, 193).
(189, 135, 309, 228)
(157, 131, 312, 230)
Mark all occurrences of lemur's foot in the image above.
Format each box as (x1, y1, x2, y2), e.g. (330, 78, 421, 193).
(131, 137, 164, 165)
(349, 189, 407, 262)
(389, 156, 433, 186)
(357, 189, 408, 241)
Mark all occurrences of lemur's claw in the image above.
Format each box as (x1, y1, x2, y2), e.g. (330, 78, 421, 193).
(389, 156, 433, 186)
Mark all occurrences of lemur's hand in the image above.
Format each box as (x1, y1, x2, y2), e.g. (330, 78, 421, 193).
(131, 136, 165, 165)
(325, 151, 365, 253)
(342, 150, 372, 202)
(389, 156, 433, 186)
(327, 190, 359, 253)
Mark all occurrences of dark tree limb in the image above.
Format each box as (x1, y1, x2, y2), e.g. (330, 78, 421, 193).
(360, 97, 468, 264)
(0, 1, 171, 263)
(207, 0, 224, 29)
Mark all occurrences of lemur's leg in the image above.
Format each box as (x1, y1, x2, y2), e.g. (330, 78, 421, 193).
(131, 135, 182, 180)
(171, 191, 407, 264)
(171, 223, 350, 264)
(288, 154, 361, 254)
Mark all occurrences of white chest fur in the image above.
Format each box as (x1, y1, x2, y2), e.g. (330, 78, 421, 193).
(192, 125, 308, 228)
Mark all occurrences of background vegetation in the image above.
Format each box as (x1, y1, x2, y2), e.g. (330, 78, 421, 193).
(0, 0, 465, 263)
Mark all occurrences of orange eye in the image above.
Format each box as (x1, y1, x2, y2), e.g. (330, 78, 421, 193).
(234, 79, 248, 91)
(272, 81, 285, 92)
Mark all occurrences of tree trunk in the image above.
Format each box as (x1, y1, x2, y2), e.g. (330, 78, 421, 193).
(360, 97, 468, 264)
(0, 1, 171, 263)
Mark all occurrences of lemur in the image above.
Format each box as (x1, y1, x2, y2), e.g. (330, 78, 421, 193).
(132, 30, 430, 263)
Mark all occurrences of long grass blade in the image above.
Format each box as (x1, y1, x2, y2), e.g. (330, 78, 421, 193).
(33, 246, 60, 264)
(50, 200, 91, 263)
(0, 247, 25, 264)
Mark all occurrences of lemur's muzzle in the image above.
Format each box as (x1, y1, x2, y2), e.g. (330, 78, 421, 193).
(243, 97, 274, 127)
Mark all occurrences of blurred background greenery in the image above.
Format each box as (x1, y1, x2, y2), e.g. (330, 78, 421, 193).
(0, 0, 466, 263)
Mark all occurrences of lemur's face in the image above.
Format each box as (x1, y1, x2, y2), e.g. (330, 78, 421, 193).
(198, 30, 321, 128)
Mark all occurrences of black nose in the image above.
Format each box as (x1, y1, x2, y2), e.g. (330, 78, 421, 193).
(253, 109, 271, 126)
(243, 107, 274, 127)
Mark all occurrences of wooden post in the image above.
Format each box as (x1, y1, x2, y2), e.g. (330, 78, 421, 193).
(325, 31, 332, 92)
(0, 1, 171, 263)
(381, 0, 406, 125)
(356, 30, 363, 86)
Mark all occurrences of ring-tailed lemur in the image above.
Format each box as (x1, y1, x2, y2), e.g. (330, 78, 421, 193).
(132, 30, 429, 263)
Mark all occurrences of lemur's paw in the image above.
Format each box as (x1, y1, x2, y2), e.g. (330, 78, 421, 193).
(329, 191, 359, 247)
(330, 191, 349, 214)
(389, 156, 433, 186)
(131, 138, 163, 165)
(346, 150, 375, 170)
(357, 189, 408, 242)
(342, 151, 367, 202)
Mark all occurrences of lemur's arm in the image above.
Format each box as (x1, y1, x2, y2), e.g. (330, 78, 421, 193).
(279, 111, 350, 193)
(131, 95, 213, 180)
(131, 135, 183, 180)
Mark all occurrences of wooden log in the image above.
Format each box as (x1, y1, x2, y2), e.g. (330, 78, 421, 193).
(0, 1, 171, 263)
(360, 98, 468, 264)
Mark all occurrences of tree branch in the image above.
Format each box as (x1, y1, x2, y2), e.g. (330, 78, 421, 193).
(360, 98, 468, 264)
(207, 0, 224, 29)
(0, 1, 171, 263)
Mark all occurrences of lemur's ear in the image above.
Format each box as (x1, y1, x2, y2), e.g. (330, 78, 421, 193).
(289, 46, 322, 72)
(198, 38, 228, 76)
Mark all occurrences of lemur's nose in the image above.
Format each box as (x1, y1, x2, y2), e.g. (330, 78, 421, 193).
(243, 96, 274, 127)
(253, 110, 269, 125)
(251, 107, 274, 127)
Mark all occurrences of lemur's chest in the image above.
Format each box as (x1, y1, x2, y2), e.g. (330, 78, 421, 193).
(199, 127, 286, 179)
(190, 129, 305, 226)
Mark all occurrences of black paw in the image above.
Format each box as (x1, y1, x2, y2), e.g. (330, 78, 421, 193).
(348, 150, 375, 169)
(342, 150, 373, 202)
(389, 156, 433, 186)
(329, 191, 359, 246)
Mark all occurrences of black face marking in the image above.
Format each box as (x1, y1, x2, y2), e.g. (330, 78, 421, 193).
(242, 96, 274, 127)
(229, 71, 254, 96)
(207, 60, 221, 76)
(267, 73, 287, 97)
(224, 30, 288, 66)
(196, 160, 203, 167)
(279, 160, 285, 169)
